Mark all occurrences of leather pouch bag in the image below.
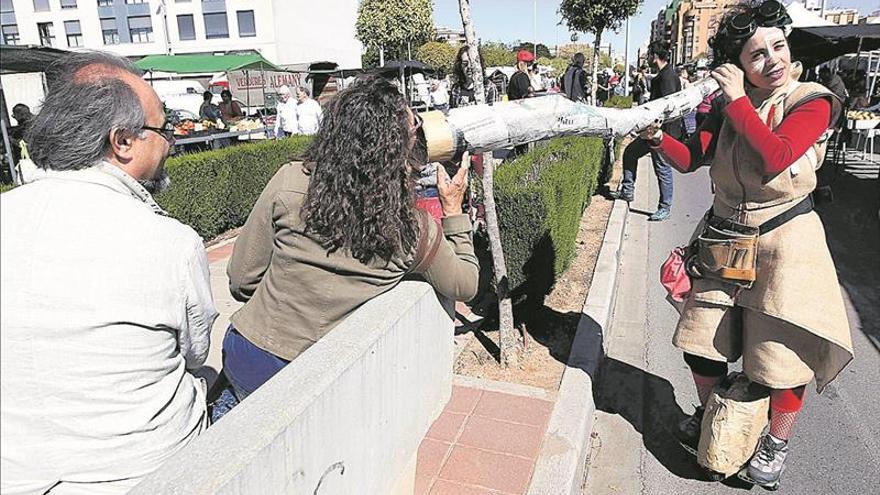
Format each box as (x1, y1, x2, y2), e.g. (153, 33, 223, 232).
(696, 222, 758, 289)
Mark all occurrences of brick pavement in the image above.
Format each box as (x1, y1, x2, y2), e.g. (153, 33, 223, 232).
(204, 241, 555, 495)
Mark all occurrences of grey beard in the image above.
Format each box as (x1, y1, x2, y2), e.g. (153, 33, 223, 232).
(138, 169, 171, 194)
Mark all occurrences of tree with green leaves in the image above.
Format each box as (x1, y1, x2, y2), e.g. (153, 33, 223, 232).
(538, 56, 569, 77)
(559, 0, 641, 100)
(416, 41, 459, 76)
(556, 42, 594, 63)
(356, 0, 434, 66)
(512, 41, 552, 59)
(480, 41, 516, 68)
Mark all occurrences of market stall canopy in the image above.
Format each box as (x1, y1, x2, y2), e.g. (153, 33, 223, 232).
(790, 24, 880, 69)
(374, 60, 435, 76)
(134, 53, 282, 74)
(0, 45, 68, 74)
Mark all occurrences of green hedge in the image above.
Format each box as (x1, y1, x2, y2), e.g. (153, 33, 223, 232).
(156, 137, 312, 239)
(494, 136, 606, 295)
(0, 183, 15, 194)
(605, 94, 634, 109)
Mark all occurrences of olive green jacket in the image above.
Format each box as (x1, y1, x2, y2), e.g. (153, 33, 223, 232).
(227, 162, 479, 361)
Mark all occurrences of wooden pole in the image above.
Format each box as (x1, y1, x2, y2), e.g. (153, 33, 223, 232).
(458, 0, 519, 368)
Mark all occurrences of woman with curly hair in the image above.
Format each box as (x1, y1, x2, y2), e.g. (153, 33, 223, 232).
(219, 75, 479, 407)
(641, 1, 853, 488)
(450, 45, 497, 108)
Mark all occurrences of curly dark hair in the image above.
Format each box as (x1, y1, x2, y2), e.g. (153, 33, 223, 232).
(301, 74, 418, 265)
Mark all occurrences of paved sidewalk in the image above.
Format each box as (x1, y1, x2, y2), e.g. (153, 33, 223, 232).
(584, 156, 880, 494)
(415, 384, 554, 495)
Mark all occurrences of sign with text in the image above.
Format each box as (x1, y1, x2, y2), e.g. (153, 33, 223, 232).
(228, 70, 304, 108)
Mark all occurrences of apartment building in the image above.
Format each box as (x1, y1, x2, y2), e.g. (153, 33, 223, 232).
(0, 0, 362, 67)
(435, 26, 465, 45)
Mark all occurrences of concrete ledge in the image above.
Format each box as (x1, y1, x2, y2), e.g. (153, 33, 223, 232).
(131, 281, 454, 495)
(527, 198, 628, 494)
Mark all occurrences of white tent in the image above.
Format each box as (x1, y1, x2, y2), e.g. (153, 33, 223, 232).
(786, 1, 835, 28)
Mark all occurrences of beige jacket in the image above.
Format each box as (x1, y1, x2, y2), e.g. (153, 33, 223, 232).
(681, 65, 853, 390)
(228, 162, 479, 361)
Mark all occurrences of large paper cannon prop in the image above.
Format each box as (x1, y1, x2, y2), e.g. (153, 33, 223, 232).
(422, 78, 720, 161)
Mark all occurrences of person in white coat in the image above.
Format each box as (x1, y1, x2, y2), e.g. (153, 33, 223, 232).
(295, 86, 323, 135)
(274, 85, 298, 138)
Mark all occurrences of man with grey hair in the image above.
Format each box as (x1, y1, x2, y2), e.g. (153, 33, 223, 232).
(295, 85, 323, 135)
(273, 84, 298, 138)
(0, 51, 218, 494)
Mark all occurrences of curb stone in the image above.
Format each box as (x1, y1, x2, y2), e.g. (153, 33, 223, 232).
(526, 197, 629, 494)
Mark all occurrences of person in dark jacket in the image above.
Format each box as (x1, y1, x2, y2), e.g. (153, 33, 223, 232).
(610, 41, 683, 221)
(562, 53, 588, 102)
(507, 50, 534, 101)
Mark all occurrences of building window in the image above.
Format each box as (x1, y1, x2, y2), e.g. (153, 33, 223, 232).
(61, 0, 77, 8)
(1, 0, 14, 13)
(203, 12, 228, 39)
(128, 15, 153, 43)
(237, 10, 255, 37)
(1, 24, 19, 45)
(33, 0, 50, 12)
(101, 17, 119, 44)
(97, 0, 113, 6)
(125, 0, 147, 4)
(64, 20, 82, 47)
(177, 14, 195, 40)
(37, 22, 55, 46)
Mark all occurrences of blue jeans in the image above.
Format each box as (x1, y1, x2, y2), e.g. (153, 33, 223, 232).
(621, 137, 674, 210)
(222, 326, 289, 400)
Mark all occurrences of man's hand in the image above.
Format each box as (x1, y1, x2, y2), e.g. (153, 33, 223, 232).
(711, 63, 746, 102)
(639, 120, 663, 143)
(437, 151, 470, 217)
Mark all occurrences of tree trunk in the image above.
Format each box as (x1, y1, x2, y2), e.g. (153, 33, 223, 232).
(591, 28, 603, 104)
(379, 46, 385, 67)
(457, 0, 519, 368)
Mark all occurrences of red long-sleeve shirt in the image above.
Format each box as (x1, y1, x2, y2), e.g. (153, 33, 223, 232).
(657, 95, 832, 176)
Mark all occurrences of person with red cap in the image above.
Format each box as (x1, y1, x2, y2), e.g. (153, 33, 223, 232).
(508, 50, 534, 101)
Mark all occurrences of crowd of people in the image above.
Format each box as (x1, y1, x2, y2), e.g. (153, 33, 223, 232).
(0, 0, 864, 492)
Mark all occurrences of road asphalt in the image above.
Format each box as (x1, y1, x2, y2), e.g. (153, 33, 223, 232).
(584, 155, 880, 495)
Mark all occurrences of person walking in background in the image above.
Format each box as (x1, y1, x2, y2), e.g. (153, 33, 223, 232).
(609, 41, 683, 221)
(449, 45, 497, 108)
(273, 85, 298, 138)
(1, 51, 217, 494)
(217, 75, 479, 413)
(294, 86, 323, 136)
(644, 2, 852, 488)
(430, 79, 450, 113)
(507, 50, 534, 101)
(561, 52, 589, 103)
(529, 62, 546, 94)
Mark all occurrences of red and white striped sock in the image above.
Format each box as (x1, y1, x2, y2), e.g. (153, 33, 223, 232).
(769, 386, 806, 441)
(692, 372, 724, 407)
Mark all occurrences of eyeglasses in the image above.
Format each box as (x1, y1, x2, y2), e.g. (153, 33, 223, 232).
(142, 121, 176, 143)
(726, 1, 790, 40)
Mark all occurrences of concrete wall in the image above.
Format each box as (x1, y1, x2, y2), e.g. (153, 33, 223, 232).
(131, 281, 453, 495)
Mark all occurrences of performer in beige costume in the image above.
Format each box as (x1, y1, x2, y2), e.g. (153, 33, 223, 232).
(639, 1, 854, 489)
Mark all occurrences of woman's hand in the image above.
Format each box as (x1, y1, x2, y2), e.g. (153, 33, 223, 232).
(711, 63, 746, 102)
(437, 151, 470, 217)
(639, 120, 663, 143)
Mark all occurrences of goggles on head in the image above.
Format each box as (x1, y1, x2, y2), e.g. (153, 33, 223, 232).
(711, 1, 791, 65)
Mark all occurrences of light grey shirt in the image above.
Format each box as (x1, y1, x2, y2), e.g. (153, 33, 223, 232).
(0, 162, 218, 492)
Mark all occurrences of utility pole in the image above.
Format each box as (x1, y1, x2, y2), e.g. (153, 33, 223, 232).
(534, 0, 538, 58)
(623, 17, 630, 96)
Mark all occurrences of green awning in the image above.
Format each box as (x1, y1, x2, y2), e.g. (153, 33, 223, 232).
(664, 0, 682, 24)
(134, 54, 281, 74)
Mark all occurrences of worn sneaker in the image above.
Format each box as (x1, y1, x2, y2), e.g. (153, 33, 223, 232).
(648, 207, 671, 221)
(743, 434, 788, 491)
(608, 190, 634, 203)
(674, 406, 704, 456)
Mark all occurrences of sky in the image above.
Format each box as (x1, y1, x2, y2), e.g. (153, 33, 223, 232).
(432, 0, 879, 65)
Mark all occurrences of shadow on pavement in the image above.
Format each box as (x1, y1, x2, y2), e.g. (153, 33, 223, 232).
(815, 172, 880, 351)
(593, 358, 754, 490)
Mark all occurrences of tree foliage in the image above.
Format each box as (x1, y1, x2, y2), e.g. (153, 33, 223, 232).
(416, 41, 459, 76)
(538, 56, 568, 76)
(556, 42, 594, 62)
(356, 0, 434, 55)
(512, 41, 552, 59)
(558, 0, 641, 37)
(481, 41, 516, 67)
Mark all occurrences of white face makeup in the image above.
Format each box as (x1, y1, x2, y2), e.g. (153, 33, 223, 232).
(738, 27, 791, 90)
